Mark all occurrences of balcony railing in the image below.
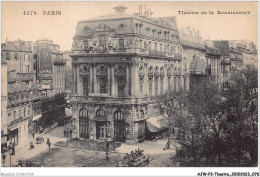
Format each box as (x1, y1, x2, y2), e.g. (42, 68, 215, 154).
(53, 58, 66, 65)
(221, 58, 231, 65)
(230, 47, 242, 55)
(72, 47, 182, 59)
(70, 95, 152, 104)
(9, 116, 31, 129)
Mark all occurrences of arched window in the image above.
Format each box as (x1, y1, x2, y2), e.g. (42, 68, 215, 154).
(79, 108, 89, 139)
(139, 110, 144, 119)
(114, 110, 125, 121)
(96, 109, 105, 117)
(119, 38, 124, 49)
(114, 110, 126, 142)
(79, 108, 88, 117)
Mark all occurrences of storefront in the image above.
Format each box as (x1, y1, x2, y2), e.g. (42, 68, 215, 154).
(32, 114, 42, 133)
(9, 128, 19, 145)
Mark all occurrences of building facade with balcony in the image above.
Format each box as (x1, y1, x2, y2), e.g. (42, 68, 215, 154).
(70, 6, 183, 144)
(179, 26, 207, 90)
(1, 59, 8, 149)
(6, 82, 34, 146)
(213, 41, 232, 85)
(205, 40, 222, 81)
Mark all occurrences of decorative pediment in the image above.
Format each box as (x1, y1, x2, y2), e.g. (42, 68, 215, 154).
(114, 64, 126, 77)
(118, 23, 127, 30)
(139, 63, 145, 79)
(84, 26, 92, 33)
(148, 66, 153, 79)
(96, 65, 107, 76)
(160, 66, 165, 78)
(79, 64, 90, 75)
(167, 65, 172, 78)
(93, 23, 115, 32)
(154, 66, 159, 78)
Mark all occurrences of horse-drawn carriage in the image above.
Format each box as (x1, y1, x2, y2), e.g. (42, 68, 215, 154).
(117, 150, 150, 167)
(36, 137, 44, 144)
(15, 158, 41, 167)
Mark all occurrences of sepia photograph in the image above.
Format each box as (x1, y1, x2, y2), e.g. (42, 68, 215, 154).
(0, 0, 259, 176)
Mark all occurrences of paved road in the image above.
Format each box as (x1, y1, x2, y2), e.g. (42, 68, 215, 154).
(2, 125, 178, 167)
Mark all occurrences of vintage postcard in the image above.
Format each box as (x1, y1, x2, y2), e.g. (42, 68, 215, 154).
(1, 1, 259, 176)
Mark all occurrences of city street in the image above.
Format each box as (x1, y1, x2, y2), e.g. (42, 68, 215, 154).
(2, 124, 178, 167)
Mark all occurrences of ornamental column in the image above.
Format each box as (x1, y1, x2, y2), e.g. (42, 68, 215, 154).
(125, 64, 129, 96)
(93, 64, 97, 93)
(111, 64, 115, 97)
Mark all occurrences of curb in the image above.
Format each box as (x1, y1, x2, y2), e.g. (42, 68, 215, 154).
(14, 124, 59, 153)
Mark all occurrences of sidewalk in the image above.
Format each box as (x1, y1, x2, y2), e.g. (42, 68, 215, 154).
(2, 122, 59, 167)
(15, 122, 58, 153)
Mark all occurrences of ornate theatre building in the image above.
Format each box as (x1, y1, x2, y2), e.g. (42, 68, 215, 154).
(70, 6, 185, 144)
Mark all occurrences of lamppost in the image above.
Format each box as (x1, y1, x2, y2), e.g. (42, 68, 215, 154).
(1, 152, 6, 167)
(9, 148, 12, 167)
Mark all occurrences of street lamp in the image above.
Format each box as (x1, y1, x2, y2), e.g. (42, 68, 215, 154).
(9, 148, 12, 167)
(1, 151, 6, 167)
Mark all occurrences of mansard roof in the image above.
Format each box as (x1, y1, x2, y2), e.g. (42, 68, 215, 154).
(2, 40, 32, 52)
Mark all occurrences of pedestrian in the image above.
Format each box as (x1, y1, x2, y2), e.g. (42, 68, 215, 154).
(47, 138, 51, 149)
(63, 129, 66, 137)
(32, 132, 35, 139)
(105, 151, 109, 161)
(66, 138, 70, 147)
(70, 129, 72, 138)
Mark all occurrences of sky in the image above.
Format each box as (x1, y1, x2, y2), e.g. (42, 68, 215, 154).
(1, 1, 258, 51)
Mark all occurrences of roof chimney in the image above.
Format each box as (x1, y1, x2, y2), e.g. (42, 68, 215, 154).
(113, 6, 127, 13)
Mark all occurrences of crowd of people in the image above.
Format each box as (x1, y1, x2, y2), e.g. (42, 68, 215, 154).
(123, 149, 144, 163)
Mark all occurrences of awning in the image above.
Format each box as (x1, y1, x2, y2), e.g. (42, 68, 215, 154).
(32, 114, 42, 121)
(1, 135, 7, 145)
(146, 115, 168, 133)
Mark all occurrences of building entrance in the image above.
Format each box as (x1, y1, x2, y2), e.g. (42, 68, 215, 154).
(114, 110, 126, 142)
(96, 121, 107, 140)
(79, 108, 89, 139)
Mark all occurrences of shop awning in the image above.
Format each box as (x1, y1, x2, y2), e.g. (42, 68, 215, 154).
(146, 115, 168, 133)
(1, 135, 7, 145)
(32, 114, 42, 121)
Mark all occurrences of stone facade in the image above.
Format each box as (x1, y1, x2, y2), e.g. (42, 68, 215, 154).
(70, 6, 183, 144)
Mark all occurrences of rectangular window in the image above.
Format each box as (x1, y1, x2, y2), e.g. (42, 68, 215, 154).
(168, 78, 171, 92)
(33, 54, 37, 59)
(154, 43, 157, 51)
(160, 78, 163, 95)
(149, 78, 153, 96)
(19, 109, 21, 118)
(24, 54, 28, 61)
(119, 38, 124, 49)
(82, 77, 89, 96)
(24, 108, 26, 117)
(100, 77, 107, 94)
(118, 78, 125, 97)
(139, 78, 143, 96)
(6, 52, 10, 60)
(160, 44, 162, 51)
(184, 77, 187, 91)
(15, 53, 18, 60)
(148, 42, 151, 50)
(26, 65, 30, 73)
(154, 78, 158, 96)
(174, 77, 177, 92)
(14, 111, 16, 120)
